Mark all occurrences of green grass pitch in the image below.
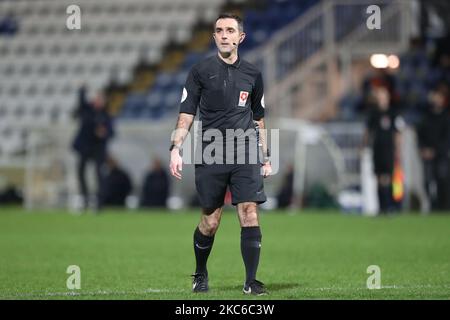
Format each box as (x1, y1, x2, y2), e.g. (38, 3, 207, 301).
(0, 207, 449, 300)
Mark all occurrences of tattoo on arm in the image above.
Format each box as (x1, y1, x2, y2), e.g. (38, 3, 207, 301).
(172, 113, 194, 147)
(255, 118, 268, 158)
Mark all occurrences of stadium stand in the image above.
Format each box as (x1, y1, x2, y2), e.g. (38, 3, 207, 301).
(0, 0, 226, 156)
(118, 0, 318, 121)
(0, 0, 359, 155)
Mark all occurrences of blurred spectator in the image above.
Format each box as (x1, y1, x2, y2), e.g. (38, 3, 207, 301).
(72, 85, 115, 210)
(0, 184, 22, 205)
(102, 156, 132, 207)
(393, 37, 431, 125)
(140, 158, 170, 208)
(364, 87, 405, 213)
(417, 82, 450, 210)
(431, 34, 450, 86)
(276, 164, 294, 208)
(0, 12, 19, 36)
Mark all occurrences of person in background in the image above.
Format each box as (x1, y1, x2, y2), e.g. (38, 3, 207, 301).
(0, 183, 22, 205)
(140, 158, 170, 208)
(417, 82, 450, 211)
(72, 85, 115, 211)
(359, 67, 398, 114)
(276, 164, 294, 209)
(364, 86, 405, 213)
(102, 156, 133, 207)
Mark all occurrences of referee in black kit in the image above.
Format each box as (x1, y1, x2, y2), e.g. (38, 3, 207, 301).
(169, 13, 272, 295)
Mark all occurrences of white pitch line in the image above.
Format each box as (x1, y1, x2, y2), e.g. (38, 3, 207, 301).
(0, 288, 186, 299)
(301, 284, 450, 291)
(1, 284, 449, 299)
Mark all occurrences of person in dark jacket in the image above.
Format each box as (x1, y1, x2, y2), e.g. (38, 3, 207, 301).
(102, 156, 132, 207)
(72, 85, 115, 210)
(364, 86, 404, 213)
(417, 82, 450, 211)
(140, 158, 170, 208)
(277, 164, 294, 209)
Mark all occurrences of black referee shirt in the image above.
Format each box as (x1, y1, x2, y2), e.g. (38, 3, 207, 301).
(179, 54, 265, 133)
(367, 108, 404, 158)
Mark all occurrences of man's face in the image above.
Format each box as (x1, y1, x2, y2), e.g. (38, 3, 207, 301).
(372, 87, 390, 111)
(429, 91, 446, 110)
(93, 92, 105, 110)
(213, 18, 244, 54)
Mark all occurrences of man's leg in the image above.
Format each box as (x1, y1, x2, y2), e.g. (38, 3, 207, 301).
(377, 174, 392, 213)
(237, 202, 265, 294)
(192, 164, 229, 292)
(94, 151, 107, 210)
(194, 207, 223, 274)
(192, 207, 223, 292)
(77, 155, 89, 209)
(423, 159, 435, 209)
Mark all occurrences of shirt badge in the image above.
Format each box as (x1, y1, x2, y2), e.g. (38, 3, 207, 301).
(238, 91, 249, 107)
(180, 87, 187, 103)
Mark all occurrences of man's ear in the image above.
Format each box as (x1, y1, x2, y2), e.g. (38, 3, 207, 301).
(239, 32, 246, 44)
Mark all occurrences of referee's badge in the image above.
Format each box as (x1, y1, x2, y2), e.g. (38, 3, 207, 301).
(238, 91, 249, 107)
(181, 87, 187, 103)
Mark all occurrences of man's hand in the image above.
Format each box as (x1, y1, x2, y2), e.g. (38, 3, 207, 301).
(421, 148, 435, 161)
(170, 149, 183, 180)
(95, 125, 107, 138)
(262, 162, 272, 178)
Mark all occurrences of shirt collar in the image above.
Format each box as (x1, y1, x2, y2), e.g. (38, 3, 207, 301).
(216, 53, 241, 68)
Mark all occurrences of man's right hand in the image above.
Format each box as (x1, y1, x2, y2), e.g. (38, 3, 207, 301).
(170, 149, 183, 180)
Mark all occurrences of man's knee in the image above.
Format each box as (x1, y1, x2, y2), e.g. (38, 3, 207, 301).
(199, 207, 222, 236)
(239, 202, 259, 226)
(199, 218, 220, 236)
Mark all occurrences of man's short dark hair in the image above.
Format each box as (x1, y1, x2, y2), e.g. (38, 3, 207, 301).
(215, 13, 244, 33)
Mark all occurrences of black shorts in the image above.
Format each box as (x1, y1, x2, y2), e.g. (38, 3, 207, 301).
(194, 163, 266, 208)
(373, 153, 394, 175)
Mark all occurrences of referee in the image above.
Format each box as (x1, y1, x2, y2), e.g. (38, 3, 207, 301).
(169, 13, 272, 295)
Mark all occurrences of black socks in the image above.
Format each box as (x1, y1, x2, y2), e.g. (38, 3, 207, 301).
(193, 225, 263, 283)
(193, 227, 215, 275)
(241, 226, 262, 284)
(378, 185, 392, 213)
